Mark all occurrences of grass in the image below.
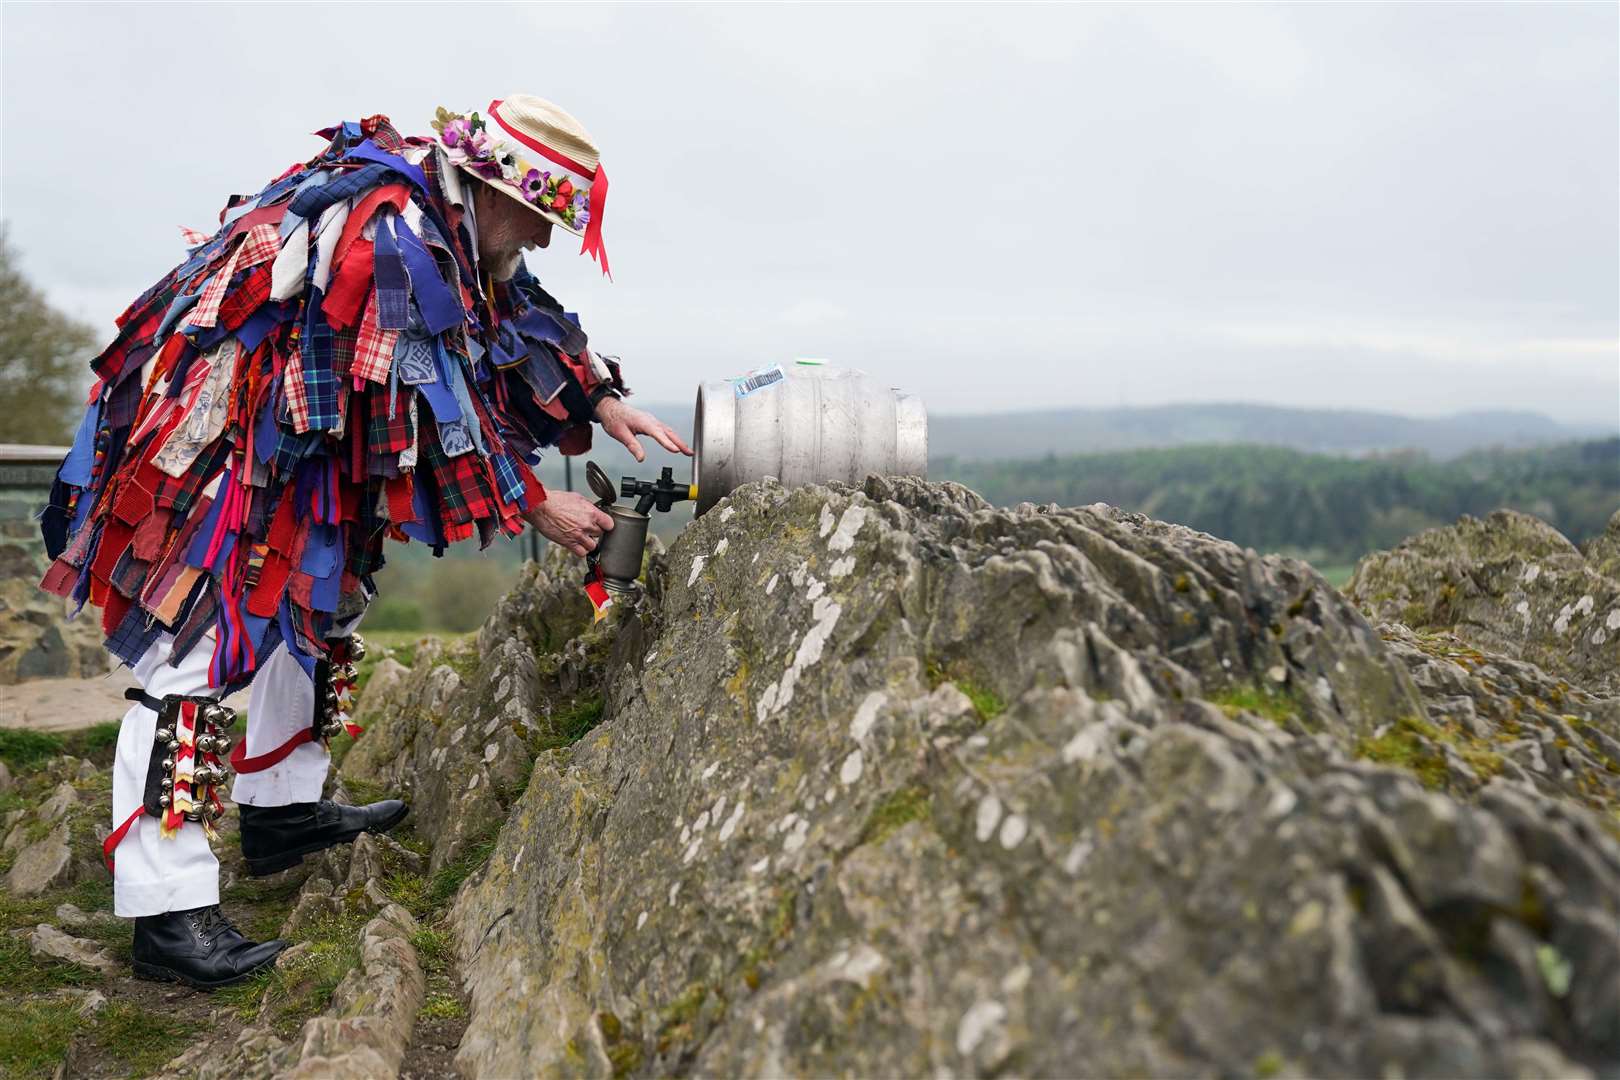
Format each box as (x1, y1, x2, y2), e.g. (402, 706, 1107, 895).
(1354, 713, 1505, 790)
(0, 722, 121, 771)
(0, 998, 83, 1078)
(1208, 683, 1299, 727)
(527, 694, 607, 753)
(217, 909, 370, 1037)
(350, 627, 462, 693)
(426, 831, 502, 910)
(1315, 564, 1357, 589)
(89, 1000, 194, 1075)
(924, 659, 1006, 723)
(1355, 715, 1450, 789)
(859, 785, 933, 846)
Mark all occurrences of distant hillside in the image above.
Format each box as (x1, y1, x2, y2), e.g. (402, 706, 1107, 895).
(578, 400, 1609, 470)
(927, 402, 1609, 462)
(936, 438, 1619, 567)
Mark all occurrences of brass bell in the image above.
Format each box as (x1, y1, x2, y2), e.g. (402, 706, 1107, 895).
(160, 777, 173, 791)
(203, 802, 224, 821)
(194, 735, 213, 754)
(166, 738, 180, 752)
(204, 703, 234, 728)
(162, 756, 175, 773)
(215, 738, 233, 758)
(159, 794, 171, 808)
(155, 727, 175, 743)
(322, 721, 343, 738)
(349, 635, 367, 661)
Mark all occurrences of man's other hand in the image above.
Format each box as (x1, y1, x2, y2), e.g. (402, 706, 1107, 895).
(525, 491, 615, 558)
(595, 397, 694, 463)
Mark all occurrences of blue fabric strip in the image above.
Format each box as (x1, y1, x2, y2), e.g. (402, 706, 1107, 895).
(59, 400, 101, 487)
(300, 523, 340, 576)
(416, 339, 462, 422)
(235, 301, 293, 351)
(254, 392, 280, 464)
(288, 163, 391, 220)
(345, 140, 429, 194)
(393, 219, 462, 334)
(220, 197, 261, 228)
(492, 453, 524, 505)
(277, 598, 317, 678)
(156, 290, 202, 340)
(401, 481, 440, 547)
(372, 217, 410, 330)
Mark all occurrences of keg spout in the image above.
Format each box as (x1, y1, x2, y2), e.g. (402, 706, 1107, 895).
(620, 466, 695, 516)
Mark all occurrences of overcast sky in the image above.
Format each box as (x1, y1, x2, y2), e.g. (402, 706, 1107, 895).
(2, 3, 1616, 426)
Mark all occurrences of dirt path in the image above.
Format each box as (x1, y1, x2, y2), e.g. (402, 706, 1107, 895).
(1, 672, 248, 730)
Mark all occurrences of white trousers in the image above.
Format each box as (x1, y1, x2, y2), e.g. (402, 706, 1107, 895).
(111, 633, 332, 917)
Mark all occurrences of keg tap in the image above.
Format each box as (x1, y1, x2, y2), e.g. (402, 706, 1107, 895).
(584, 461, 696, 596)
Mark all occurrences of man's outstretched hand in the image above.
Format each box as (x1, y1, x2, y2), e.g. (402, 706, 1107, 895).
(526, 491, 615, 558)
(595, 397, 694, 463)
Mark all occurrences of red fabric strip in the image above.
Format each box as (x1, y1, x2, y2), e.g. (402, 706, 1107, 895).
(335, 184, 410, 270)
(324, 240, 375, 331)
(230, 728, 314, 774)
(386, 474, 416, 523)
(245, 494, 300, 617)
(103, 807, 144, 870)
(39, 558, 77, 598)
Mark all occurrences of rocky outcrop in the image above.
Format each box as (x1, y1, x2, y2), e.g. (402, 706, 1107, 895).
(1347, 509, 1620, 694)
(342, 549, 621, 875)
(351, 479, 1617, 1079)
(0, 539, 108, 685)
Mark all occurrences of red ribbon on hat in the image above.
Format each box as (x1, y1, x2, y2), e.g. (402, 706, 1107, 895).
(488, 99, 612, 279)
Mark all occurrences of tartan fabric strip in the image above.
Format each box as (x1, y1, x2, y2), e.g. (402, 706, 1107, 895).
(190, 224, 282, 329)
(301, 294, 339, 431)
(352, 292, 397, 386)
(105, 596, 163, 668)
(368, 386, 413, 454)
(282, 341, 310, 433)
(490, 452, 524, 507)
(217, 265, 273, 331)
(288, 163, 391, 220)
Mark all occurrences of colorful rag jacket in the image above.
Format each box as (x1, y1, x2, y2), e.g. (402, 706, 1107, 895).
(39, 115, 626, 688)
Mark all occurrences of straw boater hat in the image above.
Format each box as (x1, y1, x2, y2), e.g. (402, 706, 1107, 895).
(431, 94, 612, 276)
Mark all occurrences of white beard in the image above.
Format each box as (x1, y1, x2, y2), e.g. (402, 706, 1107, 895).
(487, 248, 524, 281)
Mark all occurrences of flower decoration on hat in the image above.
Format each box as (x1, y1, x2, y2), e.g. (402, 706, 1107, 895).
(431, 97, 612, 277)
(432, 107, 594, 233)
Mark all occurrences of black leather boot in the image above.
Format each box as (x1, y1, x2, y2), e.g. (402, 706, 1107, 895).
(132, 904, 287, 989)
(239, 798, 409, 877)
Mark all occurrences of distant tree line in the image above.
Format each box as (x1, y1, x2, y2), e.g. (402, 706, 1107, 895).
(936, 439, 1619, 567)
(0, 229, 97, 445)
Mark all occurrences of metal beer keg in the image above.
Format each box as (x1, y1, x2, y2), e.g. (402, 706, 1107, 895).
(691, 362, 927, 517)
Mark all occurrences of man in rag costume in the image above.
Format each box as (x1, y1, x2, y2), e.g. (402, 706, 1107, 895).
(38, 95, 690, 988)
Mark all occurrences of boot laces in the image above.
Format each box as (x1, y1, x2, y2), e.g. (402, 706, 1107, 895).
(190, 905, 238, 944)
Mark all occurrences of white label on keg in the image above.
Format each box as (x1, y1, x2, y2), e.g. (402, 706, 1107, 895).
(732, 364, 785, 399)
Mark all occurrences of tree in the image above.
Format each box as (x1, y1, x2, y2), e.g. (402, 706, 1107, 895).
(0, 228, 99, 445)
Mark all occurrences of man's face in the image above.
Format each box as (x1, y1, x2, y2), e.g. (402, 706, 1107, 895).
(473, 183, 554, 279)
